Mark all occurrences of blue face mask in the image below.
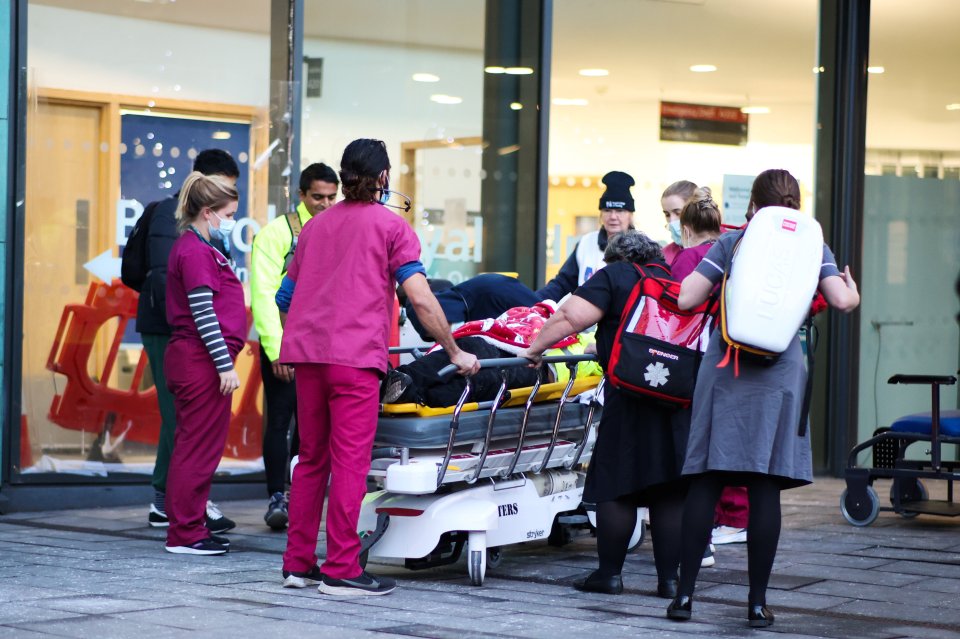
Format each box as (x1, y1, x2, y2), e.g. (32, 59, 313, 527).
(379, 178, 391, 205)
(210, 214, 236, 255)
(669, 219, 682, 245)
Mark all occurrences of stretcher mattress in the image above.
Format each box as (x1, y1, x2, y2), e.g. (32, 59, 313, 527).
(375, 401, 599, 449)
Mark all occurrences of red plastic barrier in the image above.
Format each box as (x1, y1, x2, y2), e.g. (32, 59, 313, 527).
(45, 280, 263, 460)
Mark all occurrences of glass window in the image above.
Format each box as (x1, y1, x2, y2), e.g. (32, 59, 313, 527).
(300, 1, 485, 350)
(857, 2, 960, 445)
(547, 0, 819, 282)
(300, 2, 485, 286)
(22, 1, 272, 479)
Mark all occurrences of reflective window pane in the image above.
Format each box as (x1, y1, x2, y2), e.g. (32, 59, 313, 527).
(23, 1, 272, 478)
(547, 0, 818, 282)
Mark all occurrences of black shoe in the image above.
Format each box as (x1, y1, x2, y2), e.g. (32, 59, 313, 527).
(382, 369, 416, 404)
(205, 501, 236, 534)
(264, 492, 289, 530)
(657, 578, 678, 599)
(319, 570, 396, 596)
(282, 564, 323, 588)
(666, 595, 693, 621)
(209, 533, 230, 547)
(148, 504, 169, 528)
(573, 571, 623, 595)
(164, 537, 228, 556)
(748, 604, 775, 628)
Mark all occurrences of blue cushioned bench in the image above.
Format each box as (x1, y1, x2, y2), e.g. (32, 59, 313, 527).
(890, 410, 960, 438)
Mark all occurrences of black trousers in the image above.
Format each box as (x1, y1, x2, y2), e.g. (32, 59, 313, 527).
(259, 343, 300, 496)
(398, 336, 541, 407)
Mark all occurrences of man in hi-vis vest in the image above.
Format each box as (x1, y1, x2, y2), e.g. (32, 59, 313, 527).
(250, 163, 339, 529)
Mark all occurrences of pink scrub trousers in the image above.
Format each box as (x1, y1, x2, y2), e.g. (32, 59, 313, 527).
(715, 485, 749, 528)
(282, 363, 380, 579)
(164, 338, 234, 547)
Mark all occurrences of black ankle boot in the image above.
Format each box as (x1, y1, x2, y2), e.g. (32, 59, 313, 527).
(573, 571, 623, 595)
(748, 604, 775, 628)
(657, 578, 678, 599)
(666, 595, 692, 621)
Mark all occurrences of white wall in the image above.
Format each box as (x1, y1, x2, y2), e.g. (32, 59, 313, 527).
(28, 4, 270, 106)
(299, 39, 483, 174)
(548, 98, 816, 241)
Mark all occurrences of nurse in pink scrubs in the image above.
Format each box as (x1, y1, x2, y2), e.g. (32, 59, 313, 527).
(163, 172, 246, 556)
(277, 139, 479, 596)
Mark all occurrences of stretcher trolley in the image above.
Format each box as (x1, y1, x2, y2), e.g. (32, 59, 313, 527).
(841, 373, 960, 526)
(358, 354, 643, 586)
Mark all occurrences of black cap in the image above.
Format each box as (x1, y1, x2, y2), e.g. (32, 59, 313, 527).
(599, 171, 636, 212)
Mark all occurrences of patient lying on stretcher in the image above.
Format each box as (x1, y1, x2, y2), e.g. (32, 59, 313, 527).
(381, 300, 601, 408)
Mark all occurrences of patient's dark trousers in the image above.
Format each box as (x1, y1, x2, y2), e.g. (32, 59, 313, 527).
(399, 336, 539, 406)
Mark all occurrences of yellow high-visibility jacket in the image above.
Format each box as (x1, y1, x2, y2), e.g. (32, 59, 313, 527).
(250, 202, 313, 362)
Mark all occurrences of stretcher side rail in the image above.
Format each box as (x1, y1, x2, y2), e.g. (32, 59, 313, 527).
(567, 375, 605, 470)
(434, 355, 598, 488)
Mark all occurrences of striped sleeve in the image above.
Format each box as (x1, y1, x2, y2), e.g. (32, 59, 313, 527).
(188, 286, 234, 372)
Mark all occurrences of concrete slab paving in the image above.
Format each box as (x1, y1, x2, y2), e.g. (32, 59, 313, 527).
(1, 477, 959, 638)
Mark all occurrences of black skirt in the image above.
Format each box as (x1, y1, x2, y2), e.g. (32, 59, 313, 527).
(583, 383, 691, 505)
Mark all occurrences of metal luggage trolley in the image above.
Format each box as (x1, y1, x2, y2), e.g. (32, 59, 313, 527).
(841, 373, 960, 526)
(357, 354, 643, 586)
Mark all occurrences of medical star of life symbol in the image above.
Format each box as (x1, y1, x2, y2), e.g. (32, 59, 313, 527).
(644, 362, 670, 388)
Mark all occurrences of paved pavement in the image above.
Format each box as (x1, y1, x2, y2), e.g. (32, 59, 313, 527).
(0, 477, 958, 638)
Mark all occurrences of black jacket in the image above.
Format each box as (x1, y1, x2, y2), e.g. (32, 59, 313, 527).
(135, 197, 178, 335)
(535, 228, 610, 302)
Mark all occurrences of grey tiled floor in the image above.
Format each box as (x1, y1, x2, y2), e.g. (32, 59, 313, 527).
(0, 477, 958, 638)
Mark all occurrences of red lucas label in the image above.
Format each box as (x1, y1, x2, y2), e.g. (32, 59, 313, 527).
(782, 219, 797, 232)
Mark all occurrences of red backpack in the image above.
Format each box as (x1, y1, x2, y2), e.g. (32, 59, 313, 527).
(607, 264, 717, 408)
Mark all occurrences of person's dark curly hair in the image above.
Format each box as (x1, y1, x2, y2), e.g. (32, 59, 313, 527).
(339, 138, 390, 202)
(603, 230, 664, 265)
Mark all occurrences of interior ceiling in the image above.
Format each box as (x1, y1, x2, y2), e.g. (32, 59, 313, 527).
(31, 0, 960, 131)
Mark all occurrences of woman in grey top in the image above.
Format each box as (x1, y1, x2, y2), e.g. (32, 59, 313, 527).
(667, 169, 860, 628)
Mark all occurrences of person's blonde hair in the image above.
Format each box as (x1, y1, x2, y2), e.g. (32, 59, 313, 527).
(662, 180, 698, 201)
(176, 172, 238, 232)
(679, 186, 722, 235)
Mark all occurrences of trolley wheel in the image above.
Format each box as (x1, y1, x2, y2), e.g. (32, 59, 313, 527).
(486, 546, 503, 570)
(890, 478, 928, 518)
(627, 518, 646, 553)
(468, 550, 485, 586)
(547, 518, 573, 547)
(467, 531, 487, 586)
(840, 485, 880, 527)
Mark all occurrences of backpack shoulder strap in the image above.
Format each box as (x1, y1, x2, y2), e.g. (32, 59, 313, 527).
(286, 211, 303, 238)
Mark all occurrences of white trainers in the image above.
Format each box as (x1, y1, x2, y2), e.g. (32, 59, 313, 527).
(712, 525, 747, 545)
(701, 544, 716, 568)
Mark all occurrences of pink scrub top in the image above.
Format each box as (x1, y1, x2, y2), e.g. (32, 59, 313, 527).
(670, 241, 714, 281)
(166, 230, 247, 356)
(663, 242, 682, 266)
(280, 200, 421, 374)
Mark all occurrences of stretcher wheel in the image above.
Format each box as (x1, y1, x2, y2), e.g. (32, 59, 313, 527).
(627, 519, 646, 553)
(468, 551, 485, 586)
(840, 486, 880, 527)
(467, 531, 487, 586)
(547, 519, 572, 547)
(890, 478, 928, 518)
(486, 546, 503, 569)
